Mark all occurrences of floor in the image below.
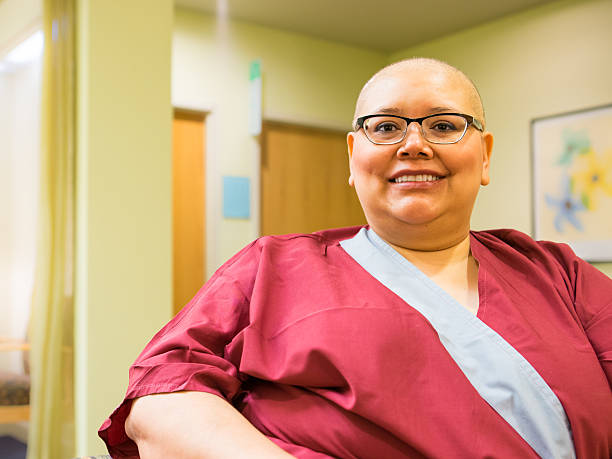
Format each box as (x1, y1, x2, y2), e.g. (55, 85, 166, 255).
(0, 435, 27, 459)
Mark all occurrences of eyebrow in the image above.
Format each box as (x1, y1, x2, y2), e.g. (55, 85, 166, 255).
(370, 106, 460, 116)
(429, 106, 458, 114)
(373, 107, 402, 114)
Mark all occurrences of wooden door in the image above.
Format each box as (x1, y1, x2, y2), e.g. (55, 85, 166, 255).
(261, 122, 365, 235)
(172, 110, 206, 315)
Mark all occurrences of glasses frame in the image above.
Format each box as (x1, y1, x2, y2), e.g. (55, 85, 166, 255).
(355, 112, 484, 145)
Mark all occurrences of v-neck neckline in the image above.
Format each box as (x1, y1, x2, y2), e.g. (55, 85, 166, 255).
(365, 228, 487, 320)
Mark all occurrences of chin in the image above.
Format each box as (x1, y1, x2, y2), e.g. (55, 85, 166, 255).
(368, 213, 440, 234)
(394, 216, 440, 228)
(389, 204, 441, 225)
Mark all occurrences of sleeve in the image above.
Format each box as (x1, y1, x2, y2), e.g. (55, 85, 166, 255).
(573, 259, 612, 389)
(98, 240, 261, 458)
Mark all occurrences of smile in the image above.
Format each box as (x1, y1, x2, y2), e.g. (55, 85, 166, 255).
(391, 174, 442, 183)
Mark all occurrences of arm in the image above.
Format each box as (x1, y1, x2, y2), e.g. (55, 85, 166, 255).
(125, 391, 294, 459)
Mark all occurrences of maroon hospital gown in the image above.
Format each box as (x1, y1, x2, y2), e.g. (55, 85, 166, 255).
(99, 226, 612, 458)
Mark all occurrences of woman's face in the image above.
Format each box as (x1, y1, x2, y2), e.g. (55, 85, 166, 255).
(347, 65, 493, 247)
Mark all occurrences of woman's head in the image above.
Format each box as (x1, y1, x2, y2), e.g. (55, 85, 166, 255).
(347, 58, 494, 250)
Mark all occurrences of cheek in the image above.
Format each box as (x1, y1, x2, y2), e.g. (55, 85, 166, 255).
(350, 149, 388, 180)
(350, 153, 387, 205)
(351, 157, 372, 180)
(446, 146, 485, 178)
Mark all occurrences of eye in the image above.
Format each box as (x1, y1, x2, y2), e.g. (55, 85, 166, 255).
(430, 120, 459, 132)
(372, 121, 401, 132)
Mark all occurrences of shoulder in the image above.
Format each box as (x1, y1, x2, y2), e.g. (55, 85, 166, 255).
(200, 226, 365, 311)
(246, 225, 365, 258)
(470, 228, 580, 272)
(255, 225, 365, 248)
(214, 225, 365, 275)
(471, 228, 611, 314)
(469, 228, 583, 302)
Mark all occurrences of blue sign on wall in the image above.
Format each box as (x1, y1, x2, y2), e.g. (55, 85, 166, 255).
(222, 176, 251, 219)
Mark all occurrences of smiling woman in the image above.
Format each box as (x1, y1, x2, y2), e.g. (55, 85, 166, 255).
(347, 60, 493, 254)
(100, 58, 612, 459)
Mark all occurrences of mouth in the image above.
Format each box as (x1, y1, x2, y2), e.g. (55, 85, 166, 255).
(390, 174, 443, 183)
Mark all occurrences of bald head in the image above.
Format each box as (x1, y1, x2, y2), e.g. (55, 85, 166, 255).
(353, 58, 485, 130)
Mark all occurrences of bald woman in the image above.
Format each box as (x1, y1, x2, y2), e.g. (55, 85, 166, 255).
(100, 59, 612, 459)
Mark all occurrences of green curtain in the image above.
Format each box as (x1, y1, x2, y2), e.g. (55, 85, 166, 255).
(28, 0, 76, 457)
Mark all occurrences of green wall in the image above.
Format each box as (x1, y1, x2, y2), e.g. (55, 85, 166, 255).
(74, 0, 173, 454)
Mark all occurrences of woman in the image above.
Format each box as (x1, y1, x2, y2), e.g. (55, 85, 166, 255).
(100, 58, 612, 458)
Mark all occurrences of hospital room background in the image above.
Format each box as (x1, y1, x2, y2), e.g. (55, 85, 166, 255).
(0, 0, 611, 457)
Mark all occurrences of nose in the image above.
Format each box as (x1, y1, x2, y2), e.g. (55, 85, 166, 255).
(396, 122, 434, 159)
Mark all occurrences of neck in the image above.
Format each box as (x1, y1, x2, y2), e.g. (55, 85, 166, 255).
(388, 233, 471, 274)
(368, 225, 479, 314)
(370, 216, 471, 250)
(369, 223, 472, 275)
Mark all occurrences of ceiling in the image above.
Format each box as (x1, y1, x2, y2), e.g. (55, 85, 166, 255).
(175, 0, 560, 53)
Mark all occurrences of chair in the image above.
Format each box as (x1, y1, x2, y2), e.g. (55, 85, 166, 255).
(0, 337, 30, 423)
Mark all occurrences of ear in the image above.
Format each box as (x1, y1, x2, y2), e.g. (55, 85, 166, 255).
(480, 131, 493, 186)
(347, 132, 355, 187)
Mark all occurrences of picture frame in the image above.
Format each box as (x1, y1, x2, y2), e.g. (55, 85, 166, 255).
(531, 103, 612, 262)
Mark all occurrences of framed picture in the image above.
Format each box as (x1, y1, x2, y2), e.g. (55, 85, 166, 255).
(532, 103, 612, 262)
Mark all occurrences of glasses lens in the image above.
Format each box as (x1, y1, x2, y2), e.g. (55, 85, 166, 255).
(364, 116, 407, 144)
(422, 114, 467, 143)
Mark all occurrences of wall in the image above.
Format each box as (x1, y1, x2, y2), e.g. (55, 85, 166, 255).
(74, 0, 173, 454)
(390, 0, 612, 277)
(172, 9, 387, 274)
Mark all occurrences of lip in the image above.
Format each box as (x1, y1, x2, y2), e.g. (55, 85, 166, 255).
(388, 169, 446, 182)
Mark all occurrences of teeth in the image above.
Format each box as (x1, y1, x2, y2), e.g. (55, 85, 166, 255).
(393, 174, 440, 183)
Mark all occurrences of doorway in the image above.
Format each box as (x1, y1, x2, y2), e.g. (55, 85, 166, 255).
(172, 109, 206, 315)
(261, 121, 365, 235)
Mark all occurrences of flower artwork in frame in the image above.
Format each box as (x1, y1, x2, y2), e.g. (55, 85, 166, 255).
(532, 104, 612, 261)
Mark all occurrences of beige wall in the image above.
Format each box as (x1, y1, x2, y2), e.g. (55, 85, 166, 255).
(74, 0, 173, 454)
(172, 9, 387, 274)
(390, 0, 612, 277)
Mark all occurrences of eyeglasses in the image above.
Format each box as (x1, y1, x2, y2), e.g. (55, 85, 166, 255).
(355, 113, 484, 145)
